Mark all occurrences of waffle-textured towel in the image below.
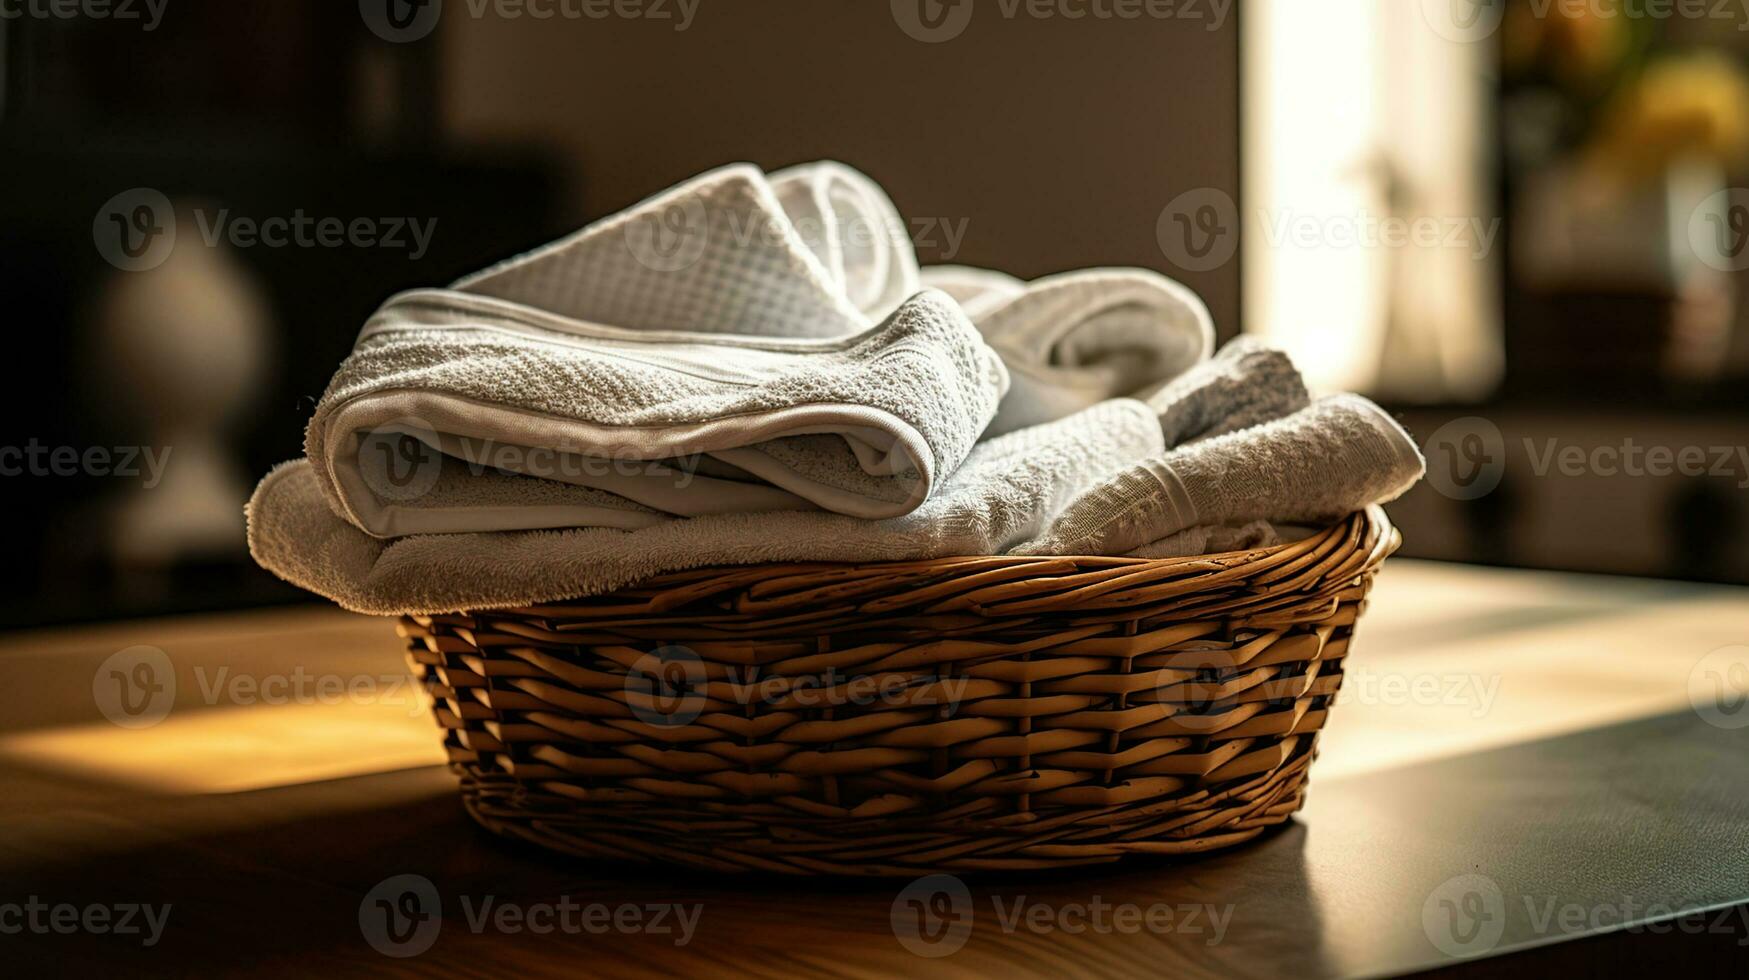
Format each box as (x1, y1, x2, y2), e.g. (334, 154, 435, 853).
(454, 162, 891, 335)
(308, 286, 1007, 538)
(1013, 394, 1425, 557)
(923, 266, 1215, 436)
(251, 398, 1163, 615)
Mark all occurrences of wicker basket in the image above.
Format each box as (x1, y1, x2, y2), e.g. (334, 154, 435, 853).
(398, 507, 1398, 876)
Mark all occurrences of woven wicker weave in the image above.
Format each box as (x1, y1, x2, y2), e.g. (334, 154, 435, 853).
(398, 507, 1398, 876)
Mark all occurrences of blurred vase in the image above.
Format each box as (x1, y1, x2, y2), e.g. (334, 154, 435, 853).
(87, 212, 273, 568)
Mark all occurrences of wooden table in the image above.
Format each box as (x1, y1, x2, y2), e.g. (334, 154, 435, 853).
(2, 560, 1746, 977)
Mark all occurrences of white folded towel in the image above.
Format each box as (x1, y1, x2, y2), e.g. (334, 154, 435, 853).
(1012, 394, 1426, 557)
(305, 162, 1007, 539)
(250, 399, 1163, 615)
(922, 266, 1215, 436)
(308, 286, 1007, 538)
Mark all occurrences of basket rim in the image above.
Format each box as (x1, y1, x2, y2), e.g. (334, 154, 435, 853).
(474, 507, 1398, 620)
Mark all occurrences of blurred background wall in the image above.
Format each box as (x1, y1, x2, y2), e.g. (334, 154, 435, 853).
(439, 1, 1240, 311)
(1, 0, 1746, 627)
(0, 0, 1238, 625)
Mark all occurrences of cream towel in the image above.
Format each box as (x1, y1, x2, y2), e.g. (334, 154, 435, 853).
(251, 399, 1164, 616)
(1013, 395, 1425, 557)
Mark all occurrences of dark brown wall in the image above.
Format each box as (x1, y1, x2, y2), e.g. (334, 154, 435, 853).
(442, 0, 1241, 333)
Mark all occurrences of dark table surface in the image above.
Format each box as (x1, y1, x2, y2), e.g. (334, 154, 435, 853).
(2, 560, 1746, 977)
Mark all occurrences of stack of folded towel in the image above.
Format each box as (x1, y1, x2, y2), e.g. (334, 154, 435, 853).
(247, 161, 1425, 615)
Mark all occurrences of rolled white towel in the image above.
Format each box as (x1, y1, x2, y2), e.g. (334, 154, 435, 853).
(923, 266, 1215, 437)
(770, 161, 919, 322)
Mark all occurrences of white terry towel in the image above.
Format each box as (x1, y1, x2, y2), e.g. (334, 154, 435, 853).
(1012, 394, 1425, 557)
(251, 399, 1164, 616)
(308, 286, 1008, 538)
(1147, 336, 1311, 447)
(922, 265, 1216, 436)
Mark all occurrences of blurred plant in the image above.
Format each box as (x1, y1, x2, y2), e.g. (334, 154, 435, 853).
(1587, 52, 1749, 182)
(1501, 2, 1749, 183)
